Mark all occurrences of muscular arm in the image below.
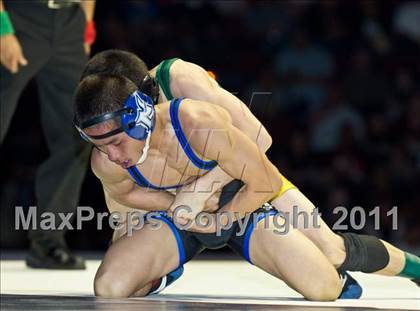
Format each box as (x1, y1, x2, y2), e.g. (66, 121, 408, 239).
(103, 177, 175, 241)
(172, 59, 272, 151)
(180, 101, 282, 220)
(91, 150, 175, 213)
(170, 60, 272, 206)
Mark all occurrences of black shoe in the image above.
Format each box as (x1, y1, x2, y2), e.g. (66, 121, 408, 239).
(26, 238, 86, 270)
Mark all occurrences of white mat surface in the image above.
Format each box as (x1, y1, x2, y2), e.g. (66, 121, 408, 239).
(1, 260, 419, 310)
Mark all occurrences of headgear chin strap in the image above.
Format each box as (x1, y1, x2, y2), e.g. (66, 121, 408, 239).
(136, 130, 151, 165)
(74, 89, 156, 142)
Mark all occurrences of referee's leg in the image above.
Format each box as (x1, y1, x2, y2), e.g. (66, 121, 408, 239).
(27, 5, 90, 269)
(0, 9, 49, 143)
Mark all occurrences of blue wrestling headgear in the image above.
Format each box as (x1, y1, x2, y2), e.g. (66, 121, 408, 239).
(75, 89, 156, 142)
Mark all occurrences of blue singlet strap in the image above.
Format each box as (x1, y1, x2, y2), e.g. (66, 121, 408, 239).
(169, 98, 217, 170)
(127, 166, 183, 190)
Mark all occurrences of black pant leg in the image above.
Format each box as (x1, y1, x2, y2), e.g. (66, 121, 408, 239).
(29, 6, 91, 240)
(0, 5, 51, 143)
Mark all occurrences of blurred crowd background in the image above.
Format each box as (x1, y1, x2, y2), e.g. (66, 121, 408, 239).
(1, 1, 419, 251)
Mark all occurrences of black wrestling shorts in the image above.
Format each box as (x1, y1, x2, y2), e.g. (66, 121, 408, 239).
(150, 180, 278, 266)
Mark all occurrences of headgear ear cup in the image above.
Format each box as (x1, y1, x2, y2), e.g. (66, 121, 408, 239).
(121, 90, 156, 140)
(140, 74, 159, 105)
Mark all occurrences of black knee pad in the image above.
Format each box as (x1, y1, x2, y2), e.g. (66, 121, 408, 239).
(338, 232, 390, 273)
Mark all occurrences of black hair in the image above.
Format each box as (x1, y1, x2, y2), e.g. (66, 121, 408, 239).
(81, 49, 149, 88)
(74, 74, 137, 126)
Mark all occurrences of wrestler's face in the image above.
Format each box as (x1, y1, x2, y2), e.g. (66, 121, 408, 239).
(84, 121, 146, 169)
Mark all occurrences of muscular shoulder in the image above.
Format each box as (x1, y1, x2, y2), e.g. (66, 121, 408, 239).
(170, 59, 218, 98)
(170, 59, 205, 77)
(178, 99, 231, 129)
(90, 148, 127, 184)
(176, 99, 236, 161)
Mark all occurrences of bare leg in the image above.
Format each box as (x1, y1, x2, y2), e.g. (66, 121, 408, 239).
(94, 221, 179, 298)
(375, 241, 405, 275)
(272, 189, 418, 278)
(248, 215, 342, 301)
(131, 283, 154, 297)
(272, 189, 346, 267)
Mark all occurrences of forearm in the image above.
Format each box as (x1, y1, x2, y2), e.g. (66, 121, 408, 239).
(104, 196, 143, 243)
(108, 189, 175, 241)
(106, 187, 176, 212)
(105, 192, 141, 220)
(213, 126, 282, 220)
(182, 105, 281, 220)
(218, 160, 282, 221)
(80, 0, 95, 21)
(218, 183, 274, 221)
(177, 165, 233, 201)
(0, 1, 4, 11)
(172, 139, 270, 211)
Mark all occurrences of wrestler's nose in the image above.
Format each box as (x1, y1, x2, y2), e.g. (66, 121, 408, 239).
(107, 146, 121, 163)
